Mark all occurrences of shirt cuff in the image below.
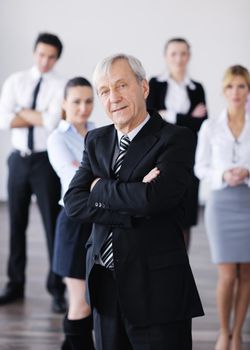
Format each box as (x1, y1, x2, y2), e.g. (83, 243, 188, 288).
(212, 170, 227, 190)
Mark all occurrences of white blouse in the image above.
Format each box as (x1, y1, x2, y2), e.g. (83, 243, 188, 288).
(157, 73, 195, 123)
(194, 109, 250, 190)
(47, 120, 95, 205)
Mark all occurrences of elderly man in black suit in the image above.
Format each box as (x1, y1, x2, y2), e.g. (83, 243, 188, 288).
(64, 53, 204, 350)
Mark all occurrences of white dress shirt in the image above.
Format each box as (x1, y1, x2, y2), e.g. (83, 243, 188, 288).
(157, 73, 195, 124)
(116, 114, 150, 144)
(0, 66, 66, 152)
(194, 110, 250, 189)
(47, 120, 95, 205)
(111, 114, 150, 167)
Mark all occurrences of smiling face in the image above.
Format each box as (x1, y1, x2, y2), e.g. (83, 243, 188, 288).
(62, 85, 94, 126)
(224, 75, 250, 110)
(96, 59, 149, 133)
(33, 43, 59, 74)
(164, 41, 190, 76)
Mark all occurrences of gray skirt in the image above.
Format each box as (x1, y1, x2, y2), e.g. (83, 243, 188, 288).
(205, 184, 250, 263)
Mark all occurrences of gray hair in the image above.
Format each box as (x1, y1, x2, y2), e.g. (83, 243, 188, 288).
(92, 53, 146, 90)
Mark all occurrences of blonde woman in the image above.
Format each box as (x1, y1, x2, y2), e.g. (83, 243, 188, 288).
(195, 65, 250, 350)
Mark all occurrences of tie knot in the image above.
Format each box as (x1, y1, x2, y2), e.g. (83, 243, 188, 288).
(120, 135, 130, 151)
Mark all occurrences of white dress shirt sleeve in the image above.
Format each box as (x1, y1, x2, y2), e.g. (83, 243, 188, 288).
(41, 85, 64, 132)
(47, 131, 78, 198)
(195, 120, 225, 189)
(0, 74, 18, 129)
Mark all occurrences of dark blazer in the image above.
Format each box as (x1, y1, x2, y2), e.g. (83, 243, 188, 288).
(147, 78, 208, 137)
(64, 111, 204, 326)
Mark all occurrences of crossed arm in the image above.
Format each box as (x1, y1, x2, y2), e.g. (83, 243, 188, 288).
(10, 109, 43, 128)
(90, 167, 160, 191)
(64, 128, 194, 226)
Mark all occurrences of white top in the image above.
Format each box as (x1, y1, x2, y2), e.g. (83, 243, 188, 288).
(47, 119, 95, 205)
(0, 66, 66, 152)
(194, 109, 250, 189)
(157, 73, 195, 123)
(116, 114, 150, 143)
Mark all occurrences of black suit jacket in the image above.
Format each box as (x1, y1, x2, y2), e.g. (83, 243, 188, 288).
(64, 111, 204, 326)
(147, 78, 208, 138)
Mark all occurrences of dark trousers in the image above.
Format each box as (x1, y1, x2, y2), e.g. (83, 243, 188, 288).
(7, 151, 64, 296)
(92, 265, 192, 350)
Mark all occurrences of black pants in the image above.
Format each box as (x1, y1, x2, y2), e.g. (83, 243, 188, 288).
(7, 151, 64, 296)
(92, 265, 192, 350)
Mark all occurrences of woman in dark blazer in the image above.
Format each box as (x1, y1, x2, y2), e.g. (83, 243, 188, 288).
(147, 38, 208, 250)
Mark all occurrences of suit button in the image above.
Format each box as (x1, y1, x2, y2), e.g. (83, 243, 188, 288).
(102, 203, 105, 208)
(99, 203, 102, 207)
(95, 202, 98, 207)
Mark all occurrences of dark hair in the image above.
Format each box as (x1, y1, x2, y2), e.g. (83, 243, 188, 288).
(164, 38, 190, 54)
(64, 77, 92, 98)
(34, 32, 63, 59)
(61, 77, 93, 120)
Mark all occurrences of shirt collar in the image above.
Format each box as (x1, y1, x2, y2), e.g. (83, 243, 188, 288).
(156, 72, 196, 90)
(30, 65, 56, 81)
(116, 114, 150, 144)
(219, 108, 250, 124)
(58, 119, 72, 133)
(58, 119, 94, 134)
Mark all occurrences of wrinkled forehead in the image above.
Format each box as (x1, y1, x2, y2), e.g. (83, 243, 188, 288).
(96, 60, 136, 90)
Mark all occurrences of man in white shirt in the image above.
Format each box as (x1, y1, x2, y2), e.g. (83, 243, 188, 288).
(0, 33, 66, 313)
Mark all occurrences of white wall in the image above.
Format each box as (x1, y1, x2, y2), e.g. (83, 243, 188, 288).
(0, 0, 249, 200)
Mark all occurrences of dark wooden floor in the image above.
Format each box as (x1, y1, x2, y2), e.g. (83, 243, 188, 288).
(0, 202, 249, 349)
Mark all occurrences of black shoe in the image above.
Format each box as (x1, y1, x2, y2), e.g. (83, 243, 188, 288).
(0, 284, 24, 305)
(52, 295, 67, 313)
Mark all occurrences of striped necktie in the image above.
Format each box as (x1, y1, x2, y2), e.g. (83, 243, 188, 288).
(100, 135, 131, 269)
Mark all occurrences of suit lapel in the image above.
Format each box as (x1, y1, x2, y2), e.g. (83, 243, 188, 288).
(119, 112, 163, 182)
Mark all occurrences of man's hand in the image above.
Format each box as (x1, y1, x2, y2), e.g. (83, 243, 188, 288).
(10, 115, 32, 128)
(143, 167, 160, 183)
